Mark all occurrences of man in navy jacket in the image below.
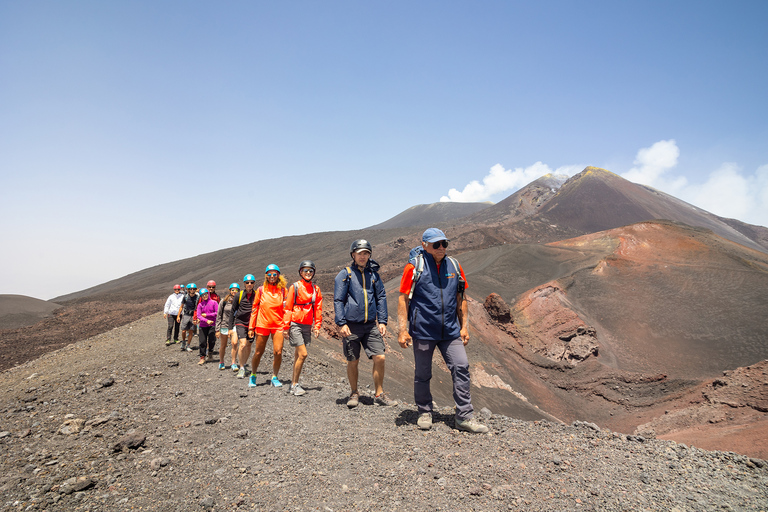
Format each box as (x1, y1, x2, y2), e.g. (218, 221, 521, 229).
(334, 239, 397, 408)
(397, 228, 488, 433)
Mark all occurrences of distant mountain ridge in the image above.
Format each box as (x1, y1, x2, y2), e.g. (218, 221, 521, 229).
(0, 295, 61, 330)
(462, 167, 768, 253)
(367, 201, 492, 230)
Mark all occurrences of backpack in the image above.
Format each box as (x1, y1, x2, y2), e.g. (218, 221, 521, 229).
(407, 246, 466, 300)
(293, 281, 317, 308)
(340, 266, 378, 285)
(183, 292, 200, 313)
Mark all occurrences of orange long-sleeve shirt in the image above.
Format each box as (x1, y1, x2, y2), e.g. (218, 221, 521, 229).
(284, 280, 323, 330)
(248, 284, 287, 332)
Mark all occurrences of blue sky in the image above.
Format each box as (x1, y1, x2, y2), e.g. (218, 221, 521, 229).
(1, 1, 767, 300)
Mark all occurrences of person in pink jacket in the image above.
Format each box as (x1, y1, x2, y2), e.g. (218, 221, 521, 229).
(196, 288, 219, 365)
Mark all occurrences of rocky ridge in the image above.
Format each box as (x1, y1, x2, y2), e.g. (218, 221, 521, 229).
(1, 313, 767, 511)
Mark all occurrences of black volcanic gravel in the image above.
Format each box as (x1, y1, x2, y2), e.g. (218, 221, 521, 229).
(0, 313, 766, 511)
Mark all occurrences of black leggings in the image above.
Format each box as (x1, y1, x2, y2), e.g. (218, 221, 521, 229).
(199, 326, 216, 357)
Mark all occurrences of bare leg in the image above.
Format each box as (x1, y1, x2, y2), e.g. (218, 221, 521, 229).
(238, 339, 253, 368)
(230, 332, 240, 366)
(372, 354, 385, 396)
(347, 358, 359, 393)
(271, 331, 284, 377)
(292, 344, 308, 385)
(219, 333, 228, 364)
(250, 335, 269, 374)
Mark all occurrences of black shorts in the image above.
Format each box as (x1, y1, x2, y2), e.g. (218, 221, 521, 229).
(342, 322, 386, 361)
(235, 324, 254, 342)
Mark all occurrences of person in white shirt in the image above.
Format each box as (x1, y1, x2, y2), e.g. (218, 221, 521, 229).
(163, 284, 184, 346)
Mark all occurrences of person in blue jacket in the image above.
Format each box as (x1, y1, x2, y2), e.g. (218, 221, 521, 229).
(397, 228, 488, 434)
(334, 239, 397, 408)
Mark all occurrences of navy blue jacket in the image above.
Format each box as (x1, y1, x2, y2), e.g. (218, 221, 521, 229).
(408, 252, 462, 341)
(334, 259, 388, 326)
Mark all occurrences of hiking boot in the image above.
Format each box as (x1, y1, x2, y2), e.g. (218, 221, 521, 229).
(198, 357, 205, 365)
(237, 367, 246, 379)
(180, 342, 186, 351)
(248, 374, 257, 388)
(232, 364, 239, 372)
(206, 353, 213, 362)
(165, 339, 172, 346)
(185, 346, 192, 352)
(417, 412, 433, 430)
(455, 416, 489, 434)
(374, 392, 398, 407)
(173, 339, 180, 344)
(347, 392, 359, 408)
(218, 363, 226, 370)
(270, 376, 283, 387)
(291, 384, 306, 396)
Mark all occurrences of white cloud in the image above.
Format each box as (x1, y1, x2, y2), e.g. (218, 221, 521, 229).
(621, 139, 687, 192)
(676, 163, 768, 226)
(439, 162, 581, 202)
(619, 140, 768, 227)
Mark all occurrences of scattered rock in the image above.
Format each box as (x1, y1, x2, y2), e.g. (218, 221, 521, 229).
(57, 418, 85, 435)
(112, 432, 146, 452)
(483, 293, 511, 323)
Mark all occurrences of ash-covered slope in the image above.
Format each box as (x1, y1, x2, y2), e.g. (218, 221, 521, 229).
(545, 221, 768, 379)
(537, 167, 768, 252)
(367, 201, 492, 230)
(0, 295, 61, 330)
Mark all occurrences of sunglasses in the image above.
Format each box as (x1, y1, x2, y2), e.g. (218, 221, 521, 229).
(266, 273, 279, 277)
(431, 240, 448, 249)
(245, 281, 255, 284)
(301, 269, 315, 274)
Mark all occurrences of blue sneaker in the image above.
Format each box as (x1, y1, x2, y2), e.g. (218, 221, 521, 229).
(218, 363, 226, 370)
(248, 374, 257, 388)
(232, 364, 239, 372)
(270, 376, 282, 387)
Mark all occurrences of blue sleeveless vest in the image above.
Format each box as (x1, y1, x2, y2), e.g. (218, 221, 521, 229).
(408, 252, 461, 341)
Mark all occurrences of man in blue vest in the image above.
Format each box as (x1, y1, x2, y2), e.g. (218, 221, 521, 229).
(397, 228, 488, 433)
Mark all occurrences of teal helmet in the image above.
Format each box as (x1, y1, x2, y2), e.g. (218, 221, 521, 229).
(265, 264, 281, 274)
(199, 288, 209, 295)
(243, 274, 256, 282)
(187, 283, 197, 289)
(229, 282, 240, 290)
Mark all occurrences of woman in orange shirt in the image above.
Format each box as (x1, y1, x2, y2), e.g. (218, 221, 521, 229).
(284, 260, 323, 396)
(247, 264, 288, 388)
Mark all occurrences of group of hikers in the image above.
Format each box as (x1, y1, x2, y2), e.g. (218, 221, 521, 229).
(162, 228, 489, 433)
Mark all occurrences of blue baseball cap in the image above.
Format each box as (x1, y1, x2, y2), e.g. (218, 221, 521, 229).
(422, 228, 449, 243)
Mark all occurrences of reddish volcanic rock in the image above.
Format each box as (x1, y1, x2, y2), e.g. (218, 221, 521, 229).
(483, 293, 511, 324)
(511, 282, 598, 364)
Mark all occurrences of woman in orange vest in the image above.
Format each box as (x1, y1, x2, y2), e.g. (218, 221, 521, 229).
(247, 264, 288, 388)
(284, 260, 323, 396)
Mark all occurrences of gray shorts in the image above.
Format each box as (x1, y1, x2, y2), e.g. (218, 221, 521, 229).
(342, 322, 385, 361)
(180, 314, 195, 331)
(288, 322, 311, 347)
